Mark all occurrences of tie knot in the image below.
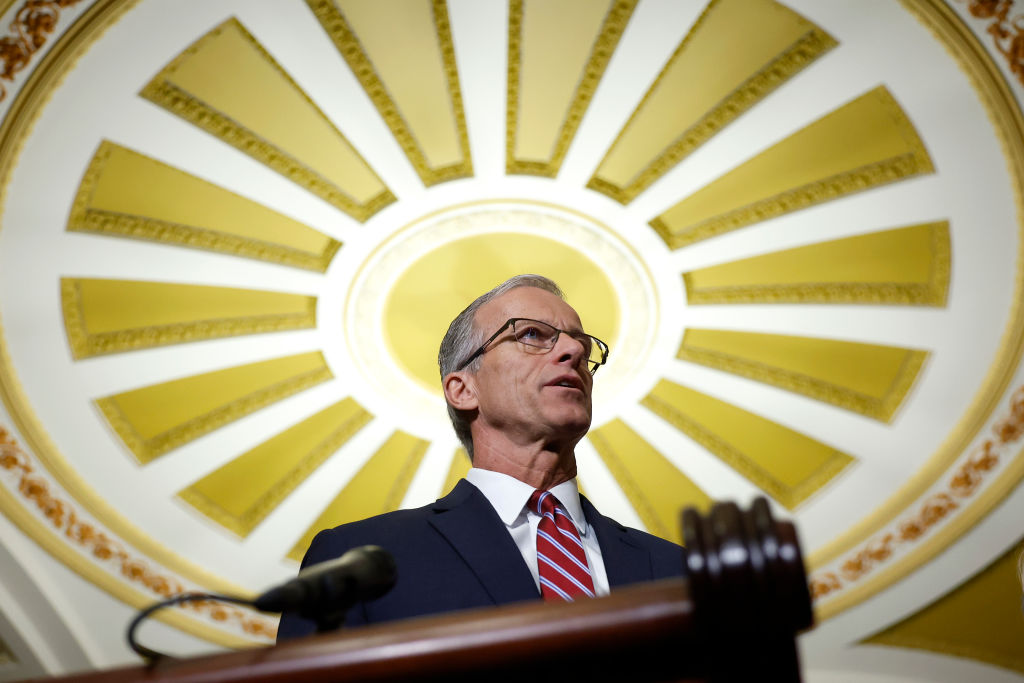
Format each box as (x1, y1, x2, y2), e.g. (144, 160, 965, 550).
(528, 489, 559, 516)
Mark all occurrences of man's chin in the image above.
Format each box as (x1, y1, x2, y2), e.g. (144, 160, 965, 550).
(551, 412, 591, 439)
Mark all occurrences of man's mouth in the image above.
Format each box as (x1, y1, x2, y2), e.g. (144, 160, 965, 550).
(547, 376, 585, 392)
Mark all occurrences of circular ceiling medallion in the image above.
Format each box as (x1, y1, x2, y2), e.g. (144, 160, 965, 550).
(339, 200, 655, 430)
(0, 0, 1022, 660)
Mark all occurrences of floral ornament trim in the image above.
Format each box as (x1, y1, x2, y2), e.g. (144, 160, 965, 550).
(0, 0, 86, 101)
(810, 385, 1024, 600)
(956, 0, 1024, 86)
(0, 426, 276, 639)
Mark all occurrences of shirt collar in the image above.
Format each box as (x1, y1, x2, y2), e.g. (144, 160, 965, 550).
(466, 467, 589, 537)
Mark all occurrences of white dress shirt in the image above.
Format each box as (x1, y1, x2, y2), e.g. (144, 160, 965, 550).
(465, 467, 610, 596)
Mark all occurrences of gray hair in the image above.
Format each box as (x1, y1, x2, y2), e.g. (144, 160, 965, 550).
(438, 274, 564, 459)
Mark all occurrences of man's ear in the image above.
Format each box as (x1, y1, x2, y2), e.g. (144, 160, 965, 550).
(443, 371, 478, 411)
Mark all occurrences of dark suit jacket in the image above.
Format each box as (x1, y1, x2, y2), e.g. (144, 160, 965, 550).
(277, 479, 685, 640)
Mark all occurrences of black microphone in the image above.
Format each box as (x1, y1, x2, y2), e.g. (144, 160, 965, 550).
(254, 545, 397, 629)
(126, 546, 397, 662)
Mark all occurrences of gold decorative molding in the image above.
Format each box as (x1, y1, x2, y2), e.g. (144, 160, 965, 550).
(140, 17, 394, 222)
(589, 419, 711, 544)
(686, 282, 947, 307)
(306, 0, 473, 186)
(97, 352, 333, 465)
(0, 426, 275, 642)
(811, 386, 1024, 618)
(678, 329, 928, 422)
(60, 278, 317, 359)
(642, 379, 853, 509)
(863, 536, 1024, 674)
(650, 86, 934, 249)
(288, 430, 428, 561)
(954, 0, 1024, 87)
(0, 0, 275, 649)
(683, 221, 951, 306)
(179, 399, 373, 538)
(507, 0, 637, 177)
(588, 0, 836, 203)
(805, 0, 1024, 585)
(0, 0, 87, 102)
(428, 0, 472, 181)
(0, 0, 1019, 655)
(68, 142, 342, 273)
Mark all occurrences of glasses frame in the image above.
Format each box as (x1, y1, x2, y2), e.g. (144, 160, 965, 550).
(455, 317, 609, 375)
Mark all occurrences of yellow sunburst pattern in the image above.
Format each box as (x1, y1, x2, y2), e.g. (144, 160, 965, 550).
(683, 222, 950, 305)
(642, 379, 854, 509)
(651, 86, 934, 249)
(66, 0, 938, 550)
(0, 0, 1019, 669)
(69, 142, 342, 271)
(677, 329, 927, 422)
(507, 0, 637, 177)
(308, 0, 473, 185)
(179, 397, 373, 538)
(286, 430, 429, 560)
(588, 0, 836, 202)
(61, 279, 317, 359)
(141, 17, 395, 220)
(97, 352, 333, 464)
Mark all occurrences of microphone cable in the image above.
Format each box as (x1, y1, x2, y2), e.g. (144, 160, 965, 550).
(126, 592, 254, 665)
(125, 545, 397, 664)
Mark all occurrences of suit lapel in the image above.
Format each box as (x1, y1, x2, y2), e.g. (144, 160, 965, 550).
(581, 495, 653, 587)
(428, 479, 540, 605)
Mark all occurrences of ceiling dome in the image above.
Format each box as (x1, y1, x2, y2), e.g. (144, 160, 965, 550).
(1, 1, 1023, 679)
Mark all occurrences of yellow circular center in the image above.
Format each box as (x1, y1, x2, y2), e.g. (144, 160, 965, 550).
(384, 232, 620, 392)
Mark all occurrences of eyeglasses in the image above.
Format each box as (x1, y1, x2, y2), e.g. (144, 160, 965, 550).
(456, 318, 609, 375)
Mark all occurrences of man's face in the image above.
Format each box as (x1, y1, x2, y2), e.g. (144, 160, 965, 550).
(466, 287, 594, 447)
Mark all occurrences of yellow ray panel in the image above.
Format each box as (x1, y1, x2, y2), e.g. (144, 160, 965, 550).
(651, 86, 934, 249)
(179, 398, 373, 538)
(684, 221, 950, 305)
(68, 142, 341, 272)
(97, 352, 333, 464)
(439, 447, 471, 497)
(288, 430, 429, 560)
(588, 0, 835, 202)
(864, 539, 1024, 675)
(141, 17, 393, 221)
(308, 0, 472, 185)
(679, 329, 928, 422)
(508, 0, 637, 176)
(61, 279, 316, 359)
(641, 379, 853, 509)
(588, 419, 711, 544)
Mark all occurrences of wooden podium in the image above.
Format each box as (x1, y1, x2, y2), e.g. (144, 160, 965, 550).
(41, 498, 813, 682)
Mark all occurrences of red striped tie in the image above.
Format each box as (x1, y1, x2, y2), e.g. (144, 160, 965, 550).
(528, 490, 595, 601)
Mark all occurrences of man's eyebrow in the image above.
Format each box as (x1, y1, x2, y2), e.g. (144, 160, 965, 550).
(541, 319, 584, 334)
(526, 317, 586, 336)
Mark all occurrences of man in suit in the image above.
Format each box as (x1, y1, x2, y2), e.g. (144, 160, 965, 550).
(277, 275, 684, 639)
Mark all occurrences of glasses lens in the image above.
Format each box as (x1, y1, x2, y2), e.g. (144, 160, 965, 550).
(588, 336, 608, 367)
(513, 320, 558, 348)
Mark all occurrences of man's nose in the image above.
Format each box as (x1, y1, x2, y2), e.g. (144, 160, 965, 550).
(554, 332, 586, 367)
